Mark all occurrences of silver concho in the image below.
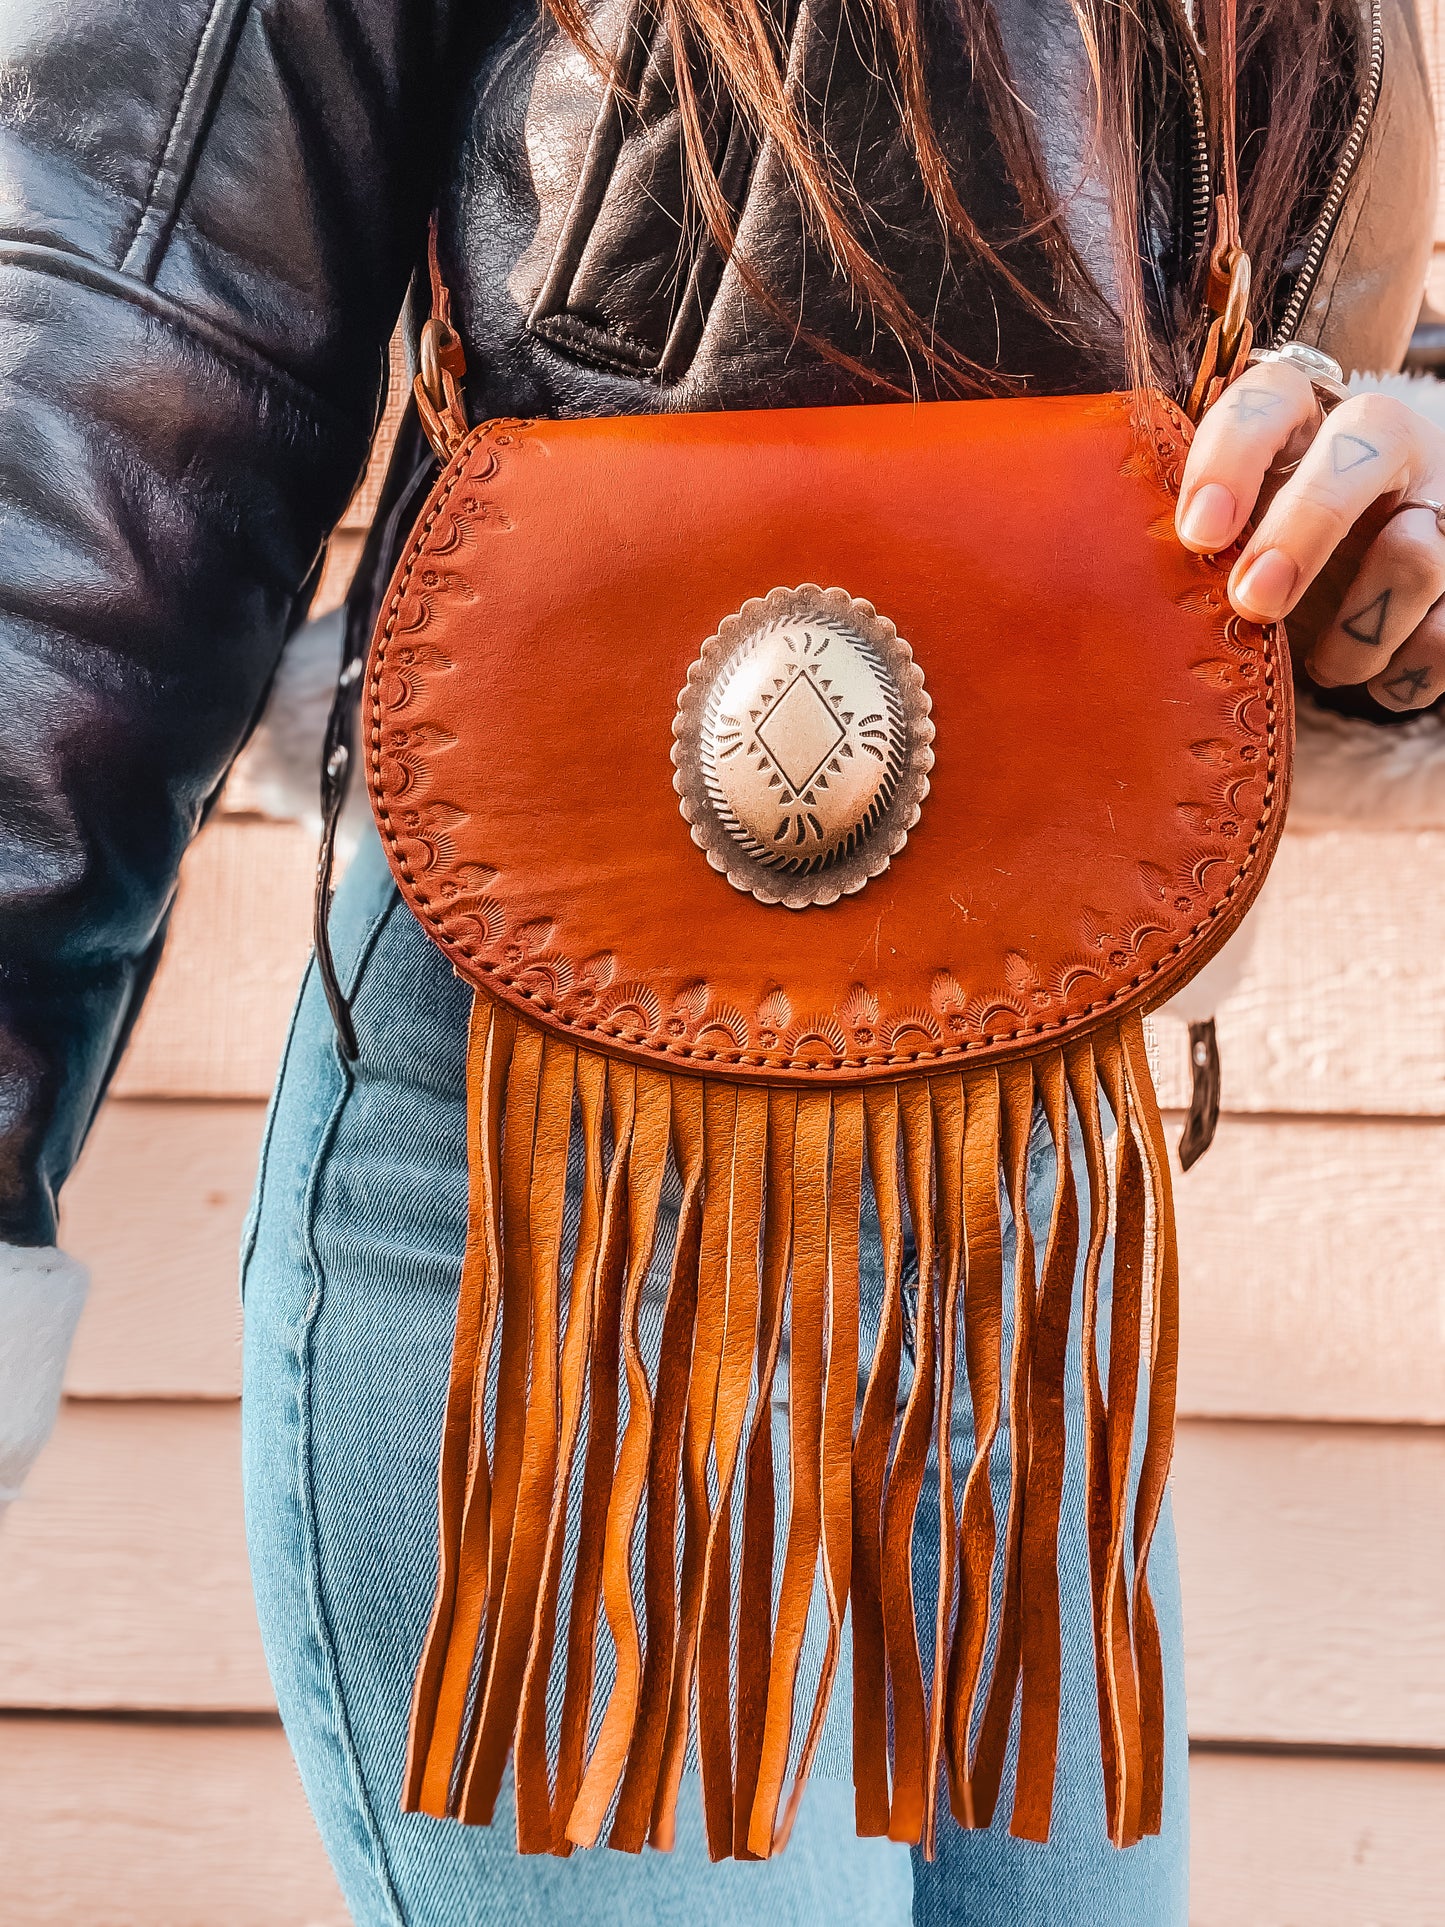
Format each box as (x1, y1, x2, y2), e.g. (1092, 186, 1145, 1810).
(672, 586, 934, 909)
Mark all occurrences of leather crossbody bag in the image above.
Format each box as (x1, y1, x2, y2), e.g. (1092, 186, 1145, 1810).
(332, 2, 1294, 1866)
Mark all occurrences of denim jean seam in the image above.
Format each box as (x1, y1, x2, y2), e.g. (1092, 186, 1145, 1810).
(343, 883, 404, 1002)
(293, 1057, 412, 1927)
(240, 953, 317, 1301)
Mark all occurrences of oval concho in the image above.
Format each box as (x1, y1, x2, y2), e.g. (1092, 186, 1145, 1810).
(673, 585, 934, 908)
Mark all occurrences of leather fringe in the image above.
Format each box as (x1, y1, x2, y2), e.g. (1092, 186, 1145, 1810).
(403, 994, 1179, 1858)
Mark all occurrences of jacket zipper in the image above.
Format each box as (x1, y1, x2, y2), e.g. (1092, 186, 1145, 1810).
(1182, 51, 1212, 254)
(1178, 0, 1384, 345)
(1178, 0, 1212, 252)
(1272, 0, 1385, 345)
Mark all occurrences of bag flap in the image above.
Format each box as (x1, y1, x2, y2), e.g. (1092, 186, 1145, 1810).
(366, 392, 1290, 1083)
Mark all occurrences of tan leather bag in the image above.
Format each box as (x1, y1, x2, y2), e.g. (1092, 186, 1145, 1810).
(362, 368, 1288, 1864)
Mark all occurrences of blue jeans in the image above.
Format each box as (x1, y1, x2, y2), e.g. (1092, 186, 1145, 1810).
(241, 828, 1189, 1926)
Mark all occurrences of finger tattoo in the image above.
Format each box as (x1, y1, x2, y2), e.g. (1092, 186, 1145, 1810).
(1383, 664, 1432, 703)
(1340, 588, 1392, 647)
(1230, 389, 1286, 422)
(1330, 433, 1380, 474)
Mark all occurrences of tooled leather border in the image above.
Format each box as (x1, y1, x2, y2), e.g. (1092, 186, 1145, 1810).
(367, 401, 1289, 1080)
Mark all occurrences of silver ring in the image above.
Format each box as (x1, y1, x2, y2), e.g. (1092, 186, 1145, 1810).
(1248, 343, 1350, 412)
(1390, 498, 1445, 536)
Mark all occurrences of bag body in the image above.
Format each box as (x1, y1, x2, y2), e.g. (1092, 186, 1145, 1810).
(363, 387, 1291, 1860)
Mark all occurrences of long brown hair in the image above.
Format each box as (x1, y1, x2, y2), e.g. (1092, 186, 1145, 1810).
(541, 0, 1363, 396)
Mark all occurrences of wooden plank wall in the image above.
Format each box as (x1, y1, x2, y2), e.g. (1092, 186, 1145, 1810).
(7, 103, 1445, 1927)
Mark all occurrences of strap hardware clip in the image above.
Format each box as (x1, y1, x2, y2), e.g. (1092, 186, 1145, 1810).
(416, 313, 469, 460)
(1187, 222, 1253, 423)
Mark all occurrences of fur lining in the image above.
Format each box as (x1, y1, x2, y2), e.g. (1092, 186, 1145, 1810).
(1291, 695, 1445, 829)
(1347, 368, 1445, 433)
(0, 1246, 88, 1512)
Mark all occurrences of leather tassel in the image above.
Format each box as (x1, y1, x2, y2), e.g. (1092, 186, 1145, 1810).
(642, 1082, 740, 1851)
(660, 1082, 738, 1851)
(1122, 1015, 1181, 1839)
(776, 1087, 862, 1851)
(730, 1090, 797, 1857)
(924, 1073, 965, 1856)
(851, 1085, 906, 1836)
(968, 1060, 1040, 1827)
(565, 1068, 672, 1844)
(696, 1085, 767, 1854)
(747, 1090, 834, 1854)
(549, 1065, 637, 1846)
(404, 996, 514, 1814)
(1011, 1053, 1079, 1842)
(946, 1067, 1005, 1827)
(1093, 1029, 1149, 1848)
(606, 1079, 706, 1851)
(461, 1033, 576, 1822)
(514, 1048, 608, 1850)
(881, 1082, 939, 1845)
(403, 995, 1178, 1861)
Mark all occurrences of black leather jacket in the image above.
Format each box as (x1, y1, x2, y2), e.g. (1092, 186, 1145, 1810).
(0, 0, 1433, 1244)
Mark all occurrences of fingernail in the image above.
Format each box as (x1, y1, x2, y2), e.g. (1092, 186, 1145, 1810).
(1178, 482, 1237, 550)
(1232, 549, 1299, 619)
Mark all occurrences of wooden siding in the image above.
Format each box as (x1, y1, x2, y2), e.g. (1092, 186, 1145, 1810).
(56, 1097, 1445, 1425)
(6, 1403, 1445, 1752)
(1189, 1752, 1445, 1927)
(4, 1716, 1441, 1927)
(0, 1719, 346, 1927)
(61, 1101, 260, 1401)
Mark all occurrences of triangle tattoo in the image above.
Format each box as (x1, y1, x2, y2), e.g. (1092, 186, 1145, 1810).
(1383, 664, 1432, 704)
(1330, 434, 1379, 474)
(1340, 588, 1391, 647)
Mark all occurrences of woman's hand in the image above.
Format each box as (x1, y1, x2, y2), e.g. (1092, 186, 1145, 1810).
(1175, 360, 1445, 711)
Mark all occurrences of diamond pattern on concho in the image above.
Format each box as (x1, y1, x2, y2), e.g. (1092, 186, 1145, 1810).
(673, 586, 934, 909)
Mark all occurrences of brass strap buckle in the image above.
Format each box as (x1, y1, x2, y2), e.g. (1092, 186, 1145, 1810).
(415, 313, 470, 461)
(1186, 231, 1253, 424)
